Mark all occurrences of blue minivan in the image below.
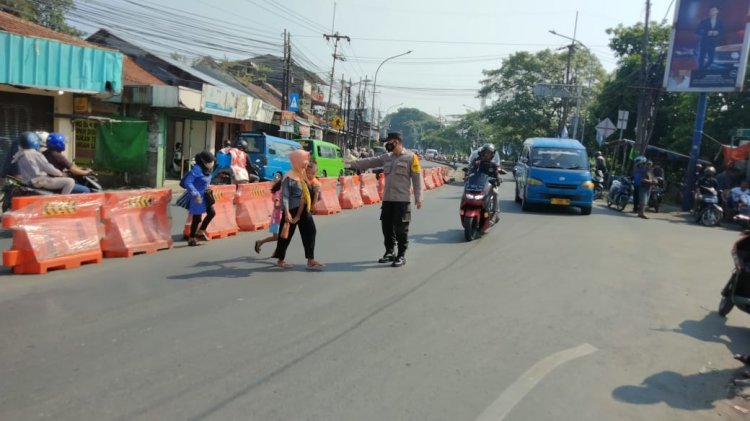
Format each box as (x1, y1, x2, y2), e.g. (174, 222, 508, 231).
(238, 132, 302, 181)
(514, 138, 594, 215)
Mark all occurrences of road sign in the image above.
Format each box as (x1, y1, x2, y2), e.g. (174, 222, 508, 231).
(331, 115, 344, 130)
(617, 110, 629, 130)
(289, 93, 299, 112)
(595, 118, 616, 138)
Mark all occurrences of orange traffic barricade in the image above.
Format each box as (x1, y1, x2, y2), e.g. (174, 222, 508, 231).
(313, 177, 342, 215)
(377, 172, 385, 199)
(100, 189, 173, 258)
(359, 173, 381, 205)
(338, 176, 364, 209)
(182, 184, 240, 239)
(2, 193, 105, 274)
(423, 170, 436, 190)
(432, 168, 444, 187)
(235, 182, 272, 231)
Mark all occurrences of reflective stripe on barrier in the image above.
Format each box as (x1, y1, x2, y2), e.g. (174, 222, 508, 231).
(338, 176, 364, 209)
(101, 189, 173, 258)
(313, 177, 341, 215)
(2, 193, 105, 274)
(359, 173, 381, 205)
(182, 184, 240, 239)
(235, 182, 272, 231)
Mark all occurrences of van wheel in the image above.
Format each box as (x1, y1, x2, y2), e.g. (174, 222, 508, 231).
(521, 194, 531, 212)
(581, 206, 592, 215)
(514, 184, 521, 203)
(322, 170, 327, 178)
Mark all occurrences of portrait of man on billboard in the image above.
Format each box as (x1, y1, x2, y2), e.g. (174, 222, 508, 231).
(664, 0, 750, 92)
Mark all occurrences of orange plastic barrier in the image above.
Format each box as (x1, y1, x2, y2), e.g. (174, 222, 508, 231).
(338, 176, 364, 209)
(432, 168, 444, 187)
(2, 193, 105, 274)
(359, 173, 381, 205)
(101, 189, 173, 258)
(313, 177, 342, 215)
(423, 170, 436, 190)
(377, 172, 385, 199)
(182, 184, 240, 239)
(235, 182, 272, 231)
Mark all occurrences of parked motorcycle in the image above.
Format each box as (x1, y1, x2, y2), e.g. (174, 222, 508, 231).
(606, 176, 633, 211)
(647, 177, 665, 213)
(460, 172, 500, 241)
(692, 185, 723, 226)
(593, 170, 605, 200)
(719, 231, 750, 317)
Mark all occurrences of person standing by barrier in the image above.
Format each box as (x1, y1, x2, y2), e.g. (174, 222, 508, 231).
(271, 150, 324, 271)
(346, 132, 423, 268)
(255, 178, 283, 254)
(184, 151, 216, 246)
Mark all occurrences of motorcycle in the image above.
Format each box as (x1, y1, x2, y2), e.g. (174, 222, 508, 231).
(593, 170, 605, 200)
(693, 185, 723, 226)
(1, 175, 55, 212)
(647, 177, 665, 213)
(606, 176, 633, 211)
(719, 231, 750, 317)
(460, 171, 500, 241)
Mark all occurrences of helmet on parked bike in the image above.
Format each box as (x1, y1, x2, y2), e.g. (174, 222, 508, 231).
(235, 139, 249, 151)
(18, 132, 40, 150)
(704, 166, 716, 176)
(46, 133, 66, 152)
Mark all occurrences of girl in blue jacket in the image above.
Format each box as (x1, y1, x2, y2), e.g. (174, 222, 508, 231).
(184, 151, 216, 246)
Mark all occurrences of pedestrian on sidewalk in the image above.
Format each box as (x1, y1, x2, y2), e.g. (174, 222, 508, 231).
(346, 132, 423, 268)
(184, 151, 216, 246)
(254, 178, 283, 254)
(638, 161, 656, 219)
(271, 150, 325, 270)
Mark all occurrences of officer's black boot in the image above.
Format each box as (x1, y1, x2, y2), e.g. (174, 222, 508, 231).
(378, 252, 395, 263)
(391, 255, 406, 267)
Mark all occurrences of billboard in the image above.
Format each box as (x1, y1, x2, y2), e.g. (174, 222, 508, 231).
(663, 0, 750, 92)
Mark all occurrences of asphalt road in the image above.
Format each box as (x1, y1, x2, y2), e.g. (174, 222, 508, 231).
(1, 174, 749, 420)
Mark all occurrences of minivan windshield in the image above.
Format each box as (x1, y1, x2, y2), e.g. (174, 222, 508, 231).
(530, 148, 588, 170)
(239, 135, 263, 154)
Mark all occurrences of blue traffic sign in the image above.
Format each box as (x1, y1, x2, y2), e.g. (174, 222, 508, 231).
(289, 93, 299, 112)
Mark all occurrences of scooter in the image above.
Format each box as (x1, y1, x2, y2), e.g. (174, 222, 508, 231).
(647, 177, 665, 213)
(460, 171, 500, 241)
(606, 176, 633, 211)
(593, 170, 605, 200)
(74, 173, 103, 192)
(1, 175, 55, 212)
(693, 185, 723, 226)
(719, 231, 750, 317)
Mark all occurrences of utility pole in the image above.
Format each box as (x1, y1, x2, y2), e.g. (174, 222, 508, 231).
(336, 75, 345, 146)
(282, 30, 289, 112)
(635, 0, 651, 155)
(559, 12, 578, 138)
(345, 78, 352, 148)
(324, 32, 350, 137)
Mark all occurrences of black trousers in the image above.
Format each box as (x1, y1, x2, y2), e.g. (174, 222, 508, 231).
(273, 208, 316, 260)
(632, 185, 640, 211)
(381, 201, 411, 257)
(189, 205, 216, 237)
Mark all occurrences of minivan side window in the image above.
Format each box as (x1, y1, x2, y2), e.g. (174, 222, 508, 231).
(268, 141, 278, 155)
(320, 146, 335, 158)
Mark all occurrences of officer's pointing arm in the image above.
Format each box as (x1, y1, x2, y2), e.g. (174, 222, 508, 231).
(347, 154, 386, 171)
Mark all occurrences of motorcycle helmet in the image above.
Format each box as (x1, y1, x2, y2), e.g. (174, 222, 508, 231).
(633, 156, 647, 166)
(46, 132, 66, 152)
(235, 139, 249, 151)
(34, 131, 49, 148)
(704, 166, 716, 176)
(18, 132, 41, 150)
(479, 143, 495, 158)
(595, 151, 602, 157)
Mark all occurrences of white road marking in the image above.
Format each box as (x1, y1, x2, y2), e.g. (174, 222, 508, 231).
(474, 343, 598, 421)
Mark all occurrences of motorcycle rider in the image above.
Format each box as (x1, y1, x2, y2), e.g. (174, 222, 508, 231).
(469, 143, 503, 215)
(11, 132, 75, 194)
(220, 139, 260, 183)
(694, 166, 720, 209)
(42, 133, 94, 194)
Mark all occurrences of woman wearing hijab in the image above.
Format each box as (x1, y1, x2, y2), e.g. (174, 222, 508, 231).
(272, 150, 324, 270)
(184, 151, 216, 246)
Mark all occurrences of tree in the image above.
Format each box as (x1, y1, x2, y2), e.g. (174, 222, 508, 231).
(479, 49, 605, 155)
(0, 0, 83, 36)
(385, 108, 441, 148)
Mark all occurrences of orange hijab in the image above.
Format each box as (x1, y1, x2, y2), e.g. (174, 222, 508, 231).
(285, 150, 312, 210)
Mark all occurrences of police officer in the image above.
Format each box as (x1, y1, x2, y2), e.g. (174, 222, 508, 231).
(347, 132, 423, 267)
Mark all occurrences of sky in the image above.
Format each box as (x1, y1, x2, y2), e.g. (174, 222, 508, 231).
(69, 0, 675, 119)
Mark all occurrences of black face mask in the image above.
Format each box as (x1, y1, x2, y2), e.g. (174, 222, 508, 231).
(385, 141, 396, 152)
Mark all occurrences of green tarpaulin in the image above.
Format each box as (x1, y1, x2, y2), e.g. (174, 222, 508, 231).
(95, 120, 148, 172)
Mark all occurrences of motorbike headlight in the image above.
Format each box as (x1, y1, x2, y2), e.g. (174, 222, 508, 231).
(527, 177, 544, 186)
(580, 181, 594, 189)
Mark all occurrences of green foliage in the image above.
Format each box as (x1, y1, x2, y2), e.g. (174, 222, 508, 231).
(0, 0, 83, 36)
(385, 108, 441, 148)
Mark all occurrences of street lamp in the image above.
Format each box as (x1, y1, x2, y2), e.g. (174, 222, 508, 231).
(370, 50, 412, 148)
(548, 28, 589, 140)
